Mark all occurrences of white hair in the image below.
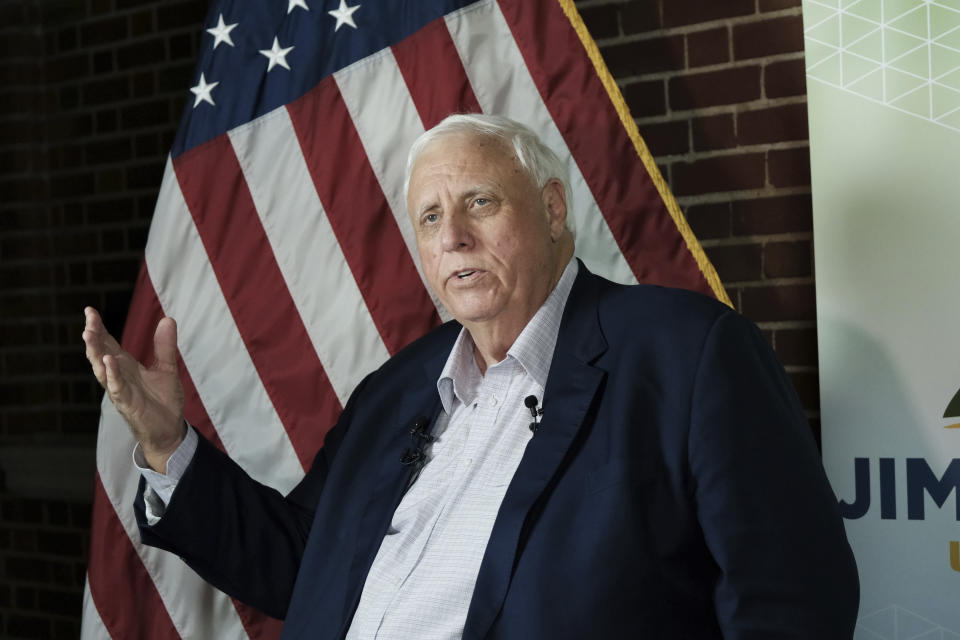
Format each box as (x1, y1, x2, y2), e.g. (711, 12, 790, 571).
(404, 114, 573, 232)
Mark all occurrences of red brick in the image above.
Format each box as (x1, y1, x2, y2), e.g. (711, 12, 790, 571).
(663, 0, 754, 28)
(131, 10, 155, 37)
(120, 99, 168, 129)
(49, 172, 95, 198)
(764, 240, 811, 278)
(47, 113, 93, 141)
(601, 35, 685, 77)
(168, 32, 195, 60)
(688, 27, 729, 68)
(116, 38, 164, 70)
(669, 65, 761, 110)
(0, 323, 39, 345)
(622, 79, 666, 118)
(0, 264, 52, 289)
(580, 4, 620, 40)
(52, 231, 98, 256)
(638, 120, 689, 157)
(157, 1, 207, 30)
(0, 61, 43, 86)
(45, 53, 90, 83)
(80, 16, 128, 48)
(620, 3, 661, 35)
(684, 202, 731, 239)
(766, 58, 807, 98)
(37, 588, 82, 617)
(741, 283, 816, 321)
(774, 327, 818, 366)
(6, 614, 50, 639)
(80, 77, 129, 106)
(733, 15, 804, 60)
(92, 258, 140, 283)
(732, 194, 812, 234)
(0, 33, 44, 58)
(738, 103, 808, 145)
(704, 243, 762, 282)
(37, 531, 83, 557)
(691, 113, 736, 151)
(672, 153, 765, 196)
(768, 146, 810, 187)
(760, 0, 802, 10)
(125, 160, 164, 188)
(133, 70, 156, 97)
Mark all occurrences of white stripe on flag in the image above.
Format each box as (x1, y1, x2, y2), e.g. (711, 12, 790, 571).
(95, 399, 248, 639)
(228, 107, 392, 404)
(333, 51, 450, 321)
(446, 0, 637, 285)
(146, 157, 304, 492)
(80, 578, 112, 640)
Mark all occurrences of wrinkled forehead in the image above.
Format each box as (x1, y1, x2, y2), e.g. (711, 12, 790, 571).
(416, 130, 518, 170)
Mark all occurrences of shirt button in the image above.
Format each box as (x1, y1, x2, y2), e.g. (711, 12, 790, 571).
(488, 396, 498, 407)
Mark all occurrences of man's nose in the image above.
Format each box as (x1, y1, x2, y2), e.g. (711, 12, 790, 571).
(440, 212, 472, 252)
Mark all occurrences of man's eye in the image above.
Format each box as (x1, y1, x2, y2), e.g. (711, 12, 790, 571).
(474, 198, 488, 206)
(424, 213, 439, 224)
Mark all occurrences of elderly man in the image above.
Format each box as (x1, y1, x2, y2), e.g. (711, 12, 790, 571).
(83, 114, 859, 639)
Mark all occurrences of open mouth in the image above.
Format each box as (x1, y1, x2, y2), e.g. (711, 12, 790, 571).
(456, 270, 477, 279)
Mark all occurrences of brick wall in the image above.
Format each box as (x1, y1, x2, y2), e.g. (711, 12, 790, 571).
(1, 0, 206, 637)
(0, 0, 814, 636)
(580, 0, 818, 437)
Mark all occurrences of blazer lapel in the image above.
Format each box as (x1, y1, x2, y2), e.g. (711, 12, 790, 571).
(463, 265, 609, 639)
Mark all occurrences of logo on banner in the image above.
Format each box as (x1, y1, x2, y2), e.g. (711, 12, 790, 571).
(838, 386, 960, 572)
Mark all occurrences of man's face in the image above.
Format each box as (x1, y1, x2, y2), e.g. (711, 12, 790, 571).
(406, 133, 566, 335)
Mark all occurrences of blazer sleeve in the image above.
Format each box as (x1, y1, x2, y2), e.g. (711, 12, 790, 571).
(134, 373, 372, 619)
(688, 310, 859, 639)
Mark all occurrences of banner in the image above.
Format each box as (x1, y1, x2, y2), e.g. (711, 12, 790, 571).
(804, 0, 960, 637)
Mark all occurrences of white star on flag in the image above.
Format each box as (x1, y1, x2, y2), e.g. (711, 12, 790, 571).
(259, 37, 294, 72)
(206, 14, 238, 49)
(189, 73, 218, 107)
(328, 0, 360, 31)
(288, 0, 309, 13)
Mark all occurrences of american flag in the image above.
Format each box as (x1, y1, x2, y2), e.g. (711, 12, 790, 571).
(80, 0, 728, 637)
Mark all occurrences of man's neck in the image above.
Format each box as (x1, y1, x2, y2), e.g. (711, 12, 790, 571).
(468, 247, 575, 375)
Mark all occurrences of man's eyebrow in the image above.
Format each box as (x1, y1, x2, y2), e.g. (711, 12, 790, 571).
(416, 201, 439, 217)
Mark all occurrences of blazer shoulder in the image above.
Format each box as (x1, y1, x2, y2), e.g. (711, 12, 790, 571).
(591, 274, 734, 333)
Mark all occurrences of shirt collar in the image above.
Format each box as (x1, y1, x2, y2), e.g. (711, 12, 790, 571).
(436, 258, 579, 414)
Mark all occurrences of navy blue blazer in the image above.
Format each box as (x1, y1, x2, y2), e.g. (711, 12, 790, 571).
(136, 264, 859, 639)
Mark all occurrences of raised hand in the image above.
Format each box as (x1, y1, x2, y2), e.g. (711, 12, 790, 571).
(82, 307, 186, 472)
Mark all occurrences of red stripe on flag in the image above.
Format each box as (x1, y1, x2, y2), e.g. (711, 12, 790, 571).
(496, 0, 713, 296)
(172, 137, 341, 470)
(391, 17, 482, 128)
(88, 473, 181, 640)
(119, 264, 284, 639)
(287, 77, 441, 354)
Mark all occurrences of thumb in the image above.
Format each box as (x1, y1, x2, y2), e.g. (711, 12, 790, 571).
(153, 317, 180, 369)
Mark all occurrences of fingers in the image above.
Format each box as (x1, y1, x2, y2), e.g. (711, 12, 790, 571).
(152, 317, 180, 371)
(82, 307, 110, 386)
(82, 307, 127, 389)
(102, 354, 124, 399)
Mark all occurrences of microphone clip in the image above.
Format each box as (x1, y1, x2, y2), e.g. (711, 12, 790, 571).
(524, 395, 544, 433)
(400, 416, 432, 470)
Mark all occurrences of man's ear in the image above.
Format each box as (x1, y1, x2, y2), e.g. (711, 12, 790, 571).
(541, 178, 567, 242)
